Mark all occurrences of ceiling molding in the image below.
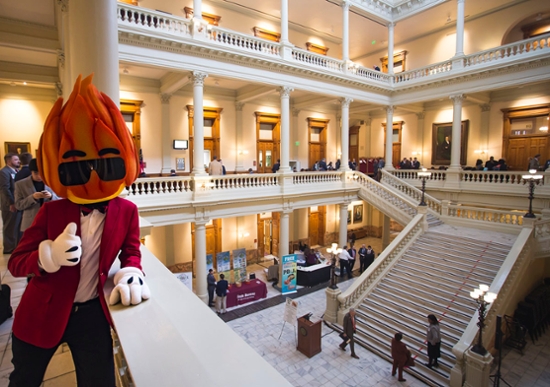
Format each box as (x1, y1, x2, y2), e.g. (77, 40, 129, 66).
(160, 72, 190, 95)
(236, 85, 274, 103)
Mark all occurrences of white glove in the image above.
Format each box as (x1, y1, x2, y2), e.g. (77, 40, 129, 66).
(109, 267, 151, 306)
(39, 223, 82, 273)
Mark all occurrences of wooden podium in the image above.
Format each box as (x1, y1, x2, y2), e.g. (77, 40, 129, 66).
(297, 314, 322, 358)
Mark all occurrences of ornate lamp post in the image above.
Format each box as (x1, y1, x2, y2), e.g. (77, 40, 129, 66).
(470, 284, 497, 355)
(417, 168, 432, 206)
(326, 243, 342, 289)
(521, 169, 543, 218)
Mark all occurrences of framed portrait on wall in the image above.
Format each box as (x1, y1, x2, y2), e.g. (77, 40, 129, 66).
(353, 204, 363, 223)
(176, 158, 185, 171)
(347, 210, 352, 225)
(4, 142, 31, 156)
(431, 120, 469, 166)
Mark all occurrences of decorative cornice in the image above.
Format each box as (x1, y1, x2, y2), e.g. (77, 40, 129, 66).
(416, 111, 425, 120)
(480, 104, 492, 112)
(57, 50, 65, 69)
(450, 94, 464, 103)
(55, 82, 62, 97)
(235, 101, 244, 111)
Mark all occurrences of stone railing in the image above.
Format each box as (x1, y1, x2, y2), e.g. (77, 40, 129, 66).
(292, 171, 342, 184)
(107, 245, 292, 387)
(390, 169, 447, 182)
(443, 202, 524, 227)
(208, 27, 280, 57)
(117, 4, 192, 37)
(349, 64, 392, 82)
(127, 177, 193, 197)
(464, 33, 550, 67)
(394, 59, 452, 84)
(460, 170, 531, 185)
(450, 227, 534, 387)
(291, 47, 344, 72)
(336, 214, 424, 316)
(380, 169, 442, 213)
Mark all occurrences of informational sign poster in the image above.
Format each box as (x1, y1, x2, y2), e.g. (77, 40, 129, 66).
(281, 254, 298, 295)
(206, 254, 214, 273)
(233, 248, 247, 283)
(174, 272, 193, 291)
(217, 251, 231, 281)
(283, 298, 298, 325)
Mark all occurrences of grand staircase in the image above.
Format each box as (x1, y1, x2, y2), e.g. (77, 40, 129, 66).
(352, 228, 515, 386)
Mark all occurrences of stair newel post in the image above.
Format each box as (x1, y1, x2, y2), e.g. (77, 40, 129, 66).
(324, 287, 342, 324)
(416, 205, 428, 231)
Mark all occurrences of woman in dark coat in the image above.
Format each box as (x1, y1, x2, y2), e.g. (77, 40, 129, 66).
(426, 314, 441, 368)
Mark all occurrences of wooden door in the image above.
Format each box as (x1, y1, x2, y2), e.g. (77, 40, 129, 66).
(383, 121, 404, 169)
(186, 106, 223, 173)
(308, 206, 326, 247)
(272, 212, 280, 257)
(507, 138, 529, 170)
(120, 99, 143, 154)
(308, 118, 329, 170)
(257, 141, 275, 173)
(255, 112, 280, 173)
(349, 126, 360, 165)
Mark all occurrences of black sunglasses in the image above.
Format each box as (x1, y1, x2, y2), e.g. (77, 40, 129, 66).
(58, 157, 126, 186)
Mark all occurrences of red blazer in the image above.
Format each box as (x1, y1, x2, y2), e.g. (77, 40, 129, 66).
(8, 198, 142, 349)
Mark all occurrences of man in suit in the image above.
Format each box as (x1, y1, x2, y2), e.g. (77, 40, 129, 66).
(272, 159, 280, 173)
(348, 244, 357, 276)
(15, 159, 58, 237)
(14, 152, 33, 182)
(0, 152, 21, 254)
(207, 268, 217, 307)
(365, 245, 376, 271)
(215, 273, 229, 314)
(339, 308, 359, 359)
(358, 244, 367, 273)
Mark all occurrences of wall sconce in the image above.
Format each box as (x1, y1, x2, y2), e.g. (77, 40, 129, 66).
(239, 232, 250, 238)
(238, 150, 249, 155)
(473, 149, 488, 155)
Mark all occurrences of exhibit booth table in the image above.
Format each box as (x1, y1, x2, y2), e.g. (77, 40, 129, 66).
(226, 279, 268, 307)
(297, 262, 331, 287)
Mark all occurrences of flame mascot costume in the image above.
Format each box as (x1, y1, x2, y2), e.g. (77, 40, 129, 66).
(8, 75, 150, 387)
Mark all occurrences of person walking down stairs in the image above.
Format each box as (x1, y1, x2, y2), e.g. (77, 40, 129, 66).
(391, 332, 412, 382)
(426, 314, 441, 368)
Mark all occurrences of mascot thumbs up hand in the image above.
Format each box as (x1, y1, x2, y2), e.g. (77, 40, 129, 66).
(109, 267, 151, 306)
(38, 222, 82, 273)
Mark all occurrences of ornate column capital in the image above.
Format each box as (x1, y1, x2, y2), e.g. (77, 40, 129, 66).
(192, 71, 208, 86)
(292, 108, 300, 117)
(416, 111, 426, 120)
(364, 118, 372, 126)
(56, 0, 68, 12)
(342, 0, 351, 10)
(450, 94, 464, 103)
(480, 103, 492, 112)
(340, 97, 353, 108)
(55, 82, 63, 97)
(385, 105, 394, 114)
(278, 86, 294, 98)
(235, 102, 244, 111)
(387, 22, 395, 29)
(160, 93, 172, 104)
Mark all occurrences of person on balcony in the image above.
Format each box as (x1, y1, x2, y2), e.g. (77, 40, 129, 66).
(272, 159, 280, 173)
(528, 154, 541, 171)
(335, 159, 341, 170)
(318, 158, 327, 171)
(209, 156, 223, 175)
(474, 159, 484, 170)
(485, 156, 498, 171)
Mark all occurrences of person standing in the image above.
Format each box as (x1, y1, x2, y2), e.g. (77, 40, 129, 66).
(215, 273, 229, 314)
(208, 156, 223, 175)
(15, 159, 58, 237)
(0, 153, 21, 254)
(391, 332, 409, 382)
(426, 314, 441, 368)
(272, 159, 280, 173)
(339, 308, 359, 359)
(365, 245, 376, 271)
(318, 158, 327, 171)
(338, 246, 352, 279)
(348, 244, 357, 276)
(14, 152, 33, 182)
(207, 269, 217, 307)
(529, 154, 541, 171)
(358, 244, 367, 273)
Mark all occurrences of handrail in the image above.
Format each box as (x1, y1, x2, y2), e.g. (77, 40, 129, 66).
(460, 170, 548, 185)
(291, 46, 344, 72)
(107, 245, 293, 387)
(390, 169, 447, 181)
(394, 59, 452, 84)
(349, 64, 392, 82)
(117, 3, 192, 37)
(443, 203, 524, 226)
(208, 26, 280, 57)
(380, 169, 442, 213)
(451, 228, 534, 386)
(464, 33, 550, 67)
(337, 214, 424, 311)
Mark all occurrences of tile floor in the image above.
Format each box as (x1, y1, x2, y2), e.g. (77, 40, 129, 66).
(1, 233, 549, 386)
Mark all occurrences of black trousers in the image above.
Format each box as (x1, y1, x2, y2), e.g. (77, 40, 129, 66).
(9, 298, 115, 387)
(340, 335, 356, 355)
(208, 286, 216, 306)
(359, 257, 366, 272)
(1, 209, 21, 253)
(339, 260, 349, 278)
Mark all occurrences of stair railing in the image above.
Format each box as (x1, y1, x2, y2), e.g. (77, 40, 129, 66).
(450, 227, 534, 387)
(337, 214, 425, 317)
(380, 169, 442, 214)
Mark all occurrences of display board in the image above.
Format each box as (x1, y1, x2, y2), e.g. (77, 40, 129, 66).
(216, 251, 231, 281)
(233, 248, 247, 283)
(281, 254, 298, 294)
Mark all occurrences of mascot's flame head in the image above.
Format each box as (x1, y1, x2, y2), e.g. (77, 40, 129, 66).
(38, 75, 139, 204)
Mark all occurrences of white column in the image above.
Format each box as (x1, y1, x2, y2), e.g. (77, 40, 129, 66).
(455, 0, 465, 57)
(339, 203, 348, 248)
(194, 220, 208, 304)
(192, 71, 208, 175)
(235, 102, 245, 172)
(416, 112, 426, 166)
(279, 211, 290, 257)
(387, 23, 395, 75)
(279, 86, 293, 173)
(160, 94, 173, 174)
(342, 1, 350, 63)
(193, 0, 202, 20)
(340, 98, 352, 171)
(66, 0, 119, 104)
(385, 106, 395, 170)
(449, 94, 464, 171)
(280, 0, 289, 44)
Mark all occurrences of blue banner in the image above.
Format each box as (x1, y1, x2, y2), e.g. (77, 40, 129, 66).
(216, 251, 231, 281)
(206, 254, 214, 273)
(232, 248, 247, 283)
(281, 254, 298, 295)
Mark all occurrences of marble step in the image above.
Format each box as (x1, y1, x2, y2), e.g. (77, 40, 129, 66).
(403, 251, 502, 275)
(421, 233, 513, 253)
(410, 240, 508, 263)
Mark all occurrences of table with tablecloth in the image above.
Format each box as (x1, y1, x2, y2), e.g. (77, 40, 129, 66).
(297, 262, 332, 287)
(225, 279, 268, 307)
